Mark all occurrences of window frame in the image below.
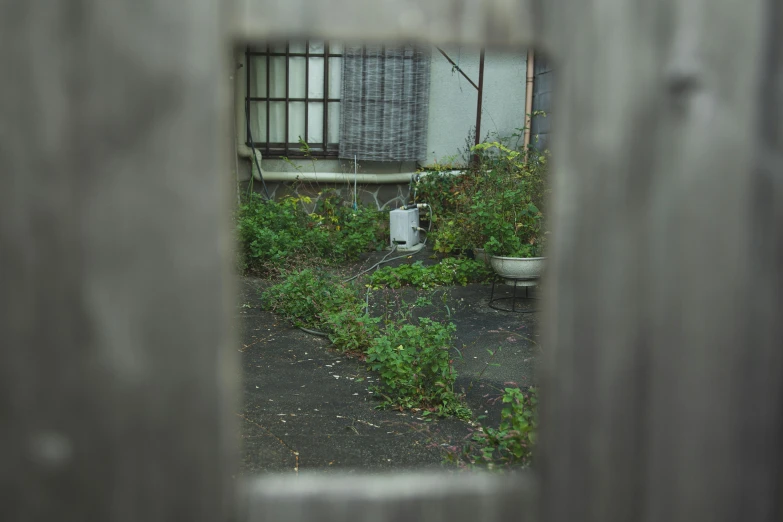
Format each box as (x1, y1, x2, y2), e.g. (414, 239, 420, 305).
(245, 42, 343, 159)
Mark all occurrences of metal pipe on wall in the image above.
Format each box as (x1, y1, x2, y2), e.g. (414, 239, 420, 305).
(473, 48, 485, 163)
(251, 169, 464, 184)
(523, 49, 535, 153)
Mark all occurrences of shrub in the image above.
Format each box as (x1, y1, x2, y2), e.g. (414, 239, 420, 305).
(367, 316, 469, 419)
(261, 269, 364, 331)
(449, 386, 538, 469)
(313, 193, 388, 260)
(412, 131, 550, 257)
(237, 192, 386, 275)
(369, 258, 491, 289)
(324, 310, 380, 353)
(263, 271, 470, 418)
(470, 142, 548, 257)
(414, 171, 483, 254)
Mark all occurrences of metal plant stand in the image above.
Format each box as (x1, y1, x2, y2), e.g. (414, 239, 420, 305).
(488, 275, 539, 313)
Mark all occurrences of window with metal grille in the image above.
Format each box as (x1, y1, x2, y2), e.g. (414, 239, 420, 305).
(245, 42, 343, 158)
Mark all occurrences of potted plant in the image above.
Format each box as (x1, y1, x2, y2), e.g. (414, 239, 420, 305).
(483, 210, 546, 286)
(470, 141, 549, 286)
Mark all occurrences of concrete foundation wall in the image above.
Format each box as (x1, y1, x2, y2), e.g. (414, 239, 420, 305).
(241, 179, 411, 211)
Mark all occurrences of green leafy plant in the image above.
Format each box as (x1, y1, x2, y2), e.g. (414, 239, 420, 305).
(414, 170, 484, 254)
(369, 258, 491, 289)
(314, 191, 388, 260)
(413, 126, 550, 258)
(324, 310, 380, 354)
(237, 192, 386, 276)
(448, 386, 538, 469)
(261, 269, 365, 331)
(367, 316, 469, 418)
(263, 270, 470, 418)
(470, 141, 548, 257)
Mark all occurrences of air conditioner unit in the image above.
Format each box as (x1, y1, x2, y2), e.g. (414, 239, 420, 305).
(389, 207, 420, 250)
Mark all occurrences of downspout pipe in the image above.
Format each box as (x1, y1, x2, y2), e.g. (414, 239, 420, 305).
(523, 49, 535, 153)
(235, 50, 263, 165)
(253, 170, 464, 184)
(473, 48, 486, 164)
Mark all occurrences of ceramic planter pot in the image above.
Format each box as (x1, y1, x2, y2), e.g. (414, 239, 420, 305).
(489, 255, 546, 287)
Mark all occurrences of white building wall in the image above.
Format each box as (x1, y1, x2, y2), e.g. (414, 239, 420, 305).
(425, 46, 528, 167)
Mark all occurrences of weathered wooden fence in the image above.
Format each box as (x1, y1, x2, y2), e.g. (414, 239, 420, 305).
(2, 0, 781, 521)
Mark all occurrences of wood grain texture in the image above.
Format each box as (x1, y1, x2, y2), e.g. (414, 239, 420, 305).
(0, 1, 237, 521)
(3, 0, 782, 521)
(241, 472, 536, 522)
(233, 0, 540, 48)
(539, 0, 783, 521)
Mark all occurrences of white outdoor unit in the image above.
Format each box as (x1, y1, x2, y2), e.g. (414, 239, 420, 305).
(389, 207, 420, 250)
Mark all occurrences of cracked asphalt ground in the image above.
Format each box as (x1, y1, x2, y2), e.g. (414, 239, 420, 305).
(236, 250, 540, 475)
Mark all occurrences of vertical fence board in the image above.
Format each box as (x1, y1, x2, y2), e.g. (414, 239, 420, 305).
(3, 0, 782, 520)
(541, 1, 783, 521)
(242, 472, 536, 522)
(234, 0, 539, 47)
(0, 1, 235, 521)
